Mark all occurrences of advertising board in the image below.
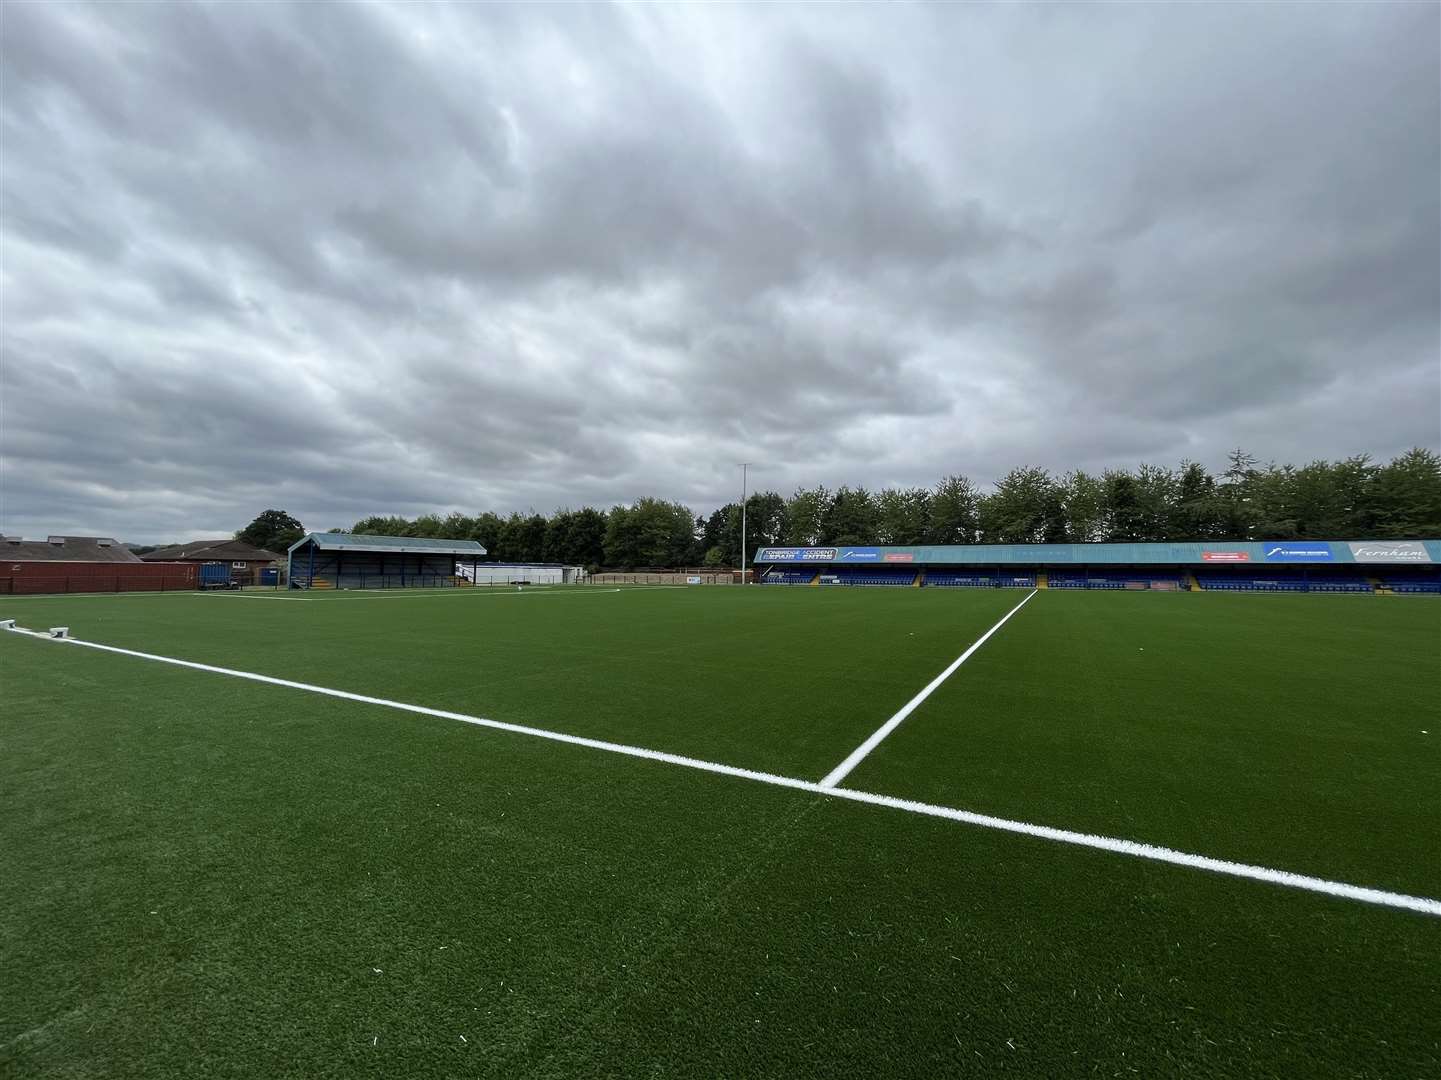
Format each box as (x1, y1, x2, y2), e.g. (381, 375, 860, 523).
(756, 548, 838, 563)
(1262, 543, 1334, 563)
(1348, 541, 1431, 563)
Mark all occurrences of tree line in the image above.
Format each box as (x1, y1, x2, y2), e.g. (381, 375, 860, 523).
(242, 448, 1441, 570)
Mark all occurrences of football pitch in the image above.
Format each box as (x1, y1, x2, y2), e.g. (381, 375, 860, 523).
(2, 585, 1438, 1078)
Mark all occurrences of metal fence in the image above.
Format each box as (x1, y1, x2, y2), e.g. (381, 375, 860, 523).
(588, 572, 738, 585)
(0, 574, 197, 595)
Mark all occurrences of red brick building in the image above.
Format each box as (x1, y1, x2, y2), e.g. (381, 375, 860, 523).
(140, 539, 283, 585)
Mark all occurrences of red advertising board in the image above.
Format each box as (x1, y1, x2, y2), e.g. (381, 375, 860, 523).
(883, 553, 915, 562)
(1202, 551, 1250, 562)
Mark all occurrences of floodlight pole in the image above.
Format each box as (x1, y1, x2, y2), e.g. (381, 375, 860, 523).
(739, 462, 749, 585)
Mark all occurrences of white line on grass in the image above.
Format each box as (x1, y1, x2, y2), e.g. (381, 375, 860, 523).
(197, 593, 313, 601)
(4, 622, 1437, 917)
(818, 588, 1039, 789)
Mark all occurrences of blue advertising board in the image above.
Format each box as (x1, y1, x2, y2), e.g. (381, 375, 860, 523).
(1262, 543, 1335, 563)
(837, 547, 882, 561)
(755, 547, 838, 563)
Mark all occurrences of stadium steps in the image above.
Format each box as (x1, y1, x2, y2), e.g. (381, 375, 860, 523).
(912, 572, 922, 587)
(1368, 575, 1389, 595)
(308, 578, 334, 590)
(1186, 571, 1201, 592)
(1036, 570, 1048, 589)
(809, 572, 820, 586)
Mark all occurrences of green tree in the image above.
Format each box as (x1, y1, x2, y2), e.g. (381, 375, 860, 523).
(1216, 449, 1260, 539)
(236, 509, 304, 553)
(822, 486, 879, 545)
(351, 515, 414, 537)
(1059, 471, 1106, 543)
(565, 507, 608, 566)
(928, 475, 980, 544)
(702, 506, 734, 564)
(980, 467, 1064, 543)
(1134, 464, 1178, 541)
(1247, 464, 1300, 539)
(410, 514, 446, 539)
(493, 513, 530, 562)
(875, 487, 932, 545)
(1170, 461, 1224, 539)
(782, 487, 830, 546)
(1287, 456, 1371, 538)
(1101, 471, 1144, 542)
(1369, 448, 1441, 538)
(468, 512, 505, 554)
(603, 499, 696, 566)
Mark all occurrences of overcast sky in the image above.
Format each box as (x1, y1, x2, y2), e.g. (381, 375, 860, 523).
(2, 1, 1438, 542)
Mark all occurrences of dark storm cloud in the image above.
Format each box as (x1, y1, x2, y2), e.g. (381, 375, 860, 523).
(1, 1, 1437, 541)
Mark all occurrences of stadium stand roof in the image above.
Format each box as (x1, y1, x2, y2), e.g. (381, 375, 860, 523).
(141, 539, 284, 563)
(289, 532, 488, 557)
(1, 535, 143, 563)
(754, 540, 1441, 566)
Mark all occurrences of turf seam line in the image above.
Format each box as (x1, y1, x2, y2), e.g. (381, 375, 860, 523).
(818, 589, 1039, 789)
(4, 623, 1439, 918)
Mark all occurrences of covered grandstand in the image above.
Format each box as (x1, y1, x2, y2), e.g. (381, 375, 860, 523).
(753, 540, 1441, 593)
(287, 532, 488, 590)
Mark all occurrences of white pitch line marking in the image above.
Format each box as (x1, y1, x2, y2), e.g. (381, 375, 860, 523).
(818, 588, 1039, 789)
(197, 593, 313, 601)
(3, 622, 1437, 917)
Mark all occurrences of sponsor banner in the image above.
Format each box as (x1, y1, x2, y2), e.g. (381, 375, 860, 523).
(1262, 543, 1334, 563)
(838, 547, 882, 561)
(1349, 541, 1432, 563)
(756, 547, 838, 563)
(1202, 551, 1250, 562)
(686, 576, 702, 585)
(883, 553, 915, 563)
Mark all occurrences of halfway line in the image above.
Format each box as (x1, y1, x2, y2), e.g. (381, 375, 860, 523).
(819, 588, 1038, 789)
(3, 622, 1436, 917)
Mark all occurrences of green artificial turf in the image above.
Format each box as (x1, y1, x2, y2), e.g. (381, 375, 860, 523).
(846, 591, 1441, 898)
(0, 586, 1023, 778)
(2, 586, 1438, 1078)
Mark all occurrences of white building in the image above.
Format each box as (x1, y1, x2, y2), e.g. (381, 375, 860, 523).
(454, 562, 584, 585)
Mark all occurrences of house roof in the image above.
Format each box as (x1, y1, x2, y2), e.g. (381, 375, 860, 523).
(0, 535, 143, 563)
(289, 532, 488, 556)
(140, 539, 283, 563)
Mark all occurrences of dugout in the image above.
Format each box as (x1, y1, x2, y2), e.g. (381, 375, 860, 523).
(288, 532, 488, 590)
(753, 540, 1441, 593)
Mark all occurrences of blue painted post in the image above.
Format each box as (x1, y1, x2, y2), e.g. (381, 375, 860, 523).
(307, 541, 316, 589)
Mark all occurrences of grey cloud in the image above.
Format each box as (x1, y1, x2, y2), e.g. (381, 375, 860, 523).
(1, 1, 1437, 541)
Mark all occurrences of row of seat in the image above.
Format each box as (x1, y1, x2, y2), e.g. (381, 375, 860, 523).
(1048, 577, 1184, 590)
(1196, 577, 1373, 593)
(823, 572, 916, 586)
(925, 574, 1036, 588)
(763, 570, 817, 585)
